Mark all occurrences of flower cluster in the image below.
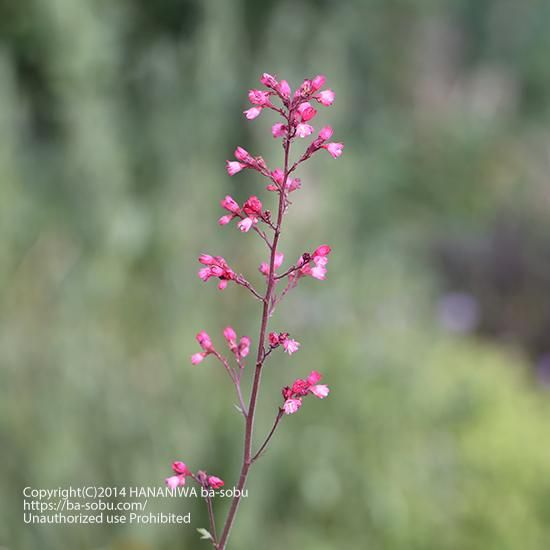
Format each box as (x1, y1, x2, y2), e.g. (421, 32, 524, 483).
(191, 328, 251, 366)
(219, 194, 270, 233)
(294, 245, 332, 281)
(269, 331, 300, 355)
(223, 326, 250, 363)
(165, 461, 224, 490)
(281, 371, 330, 415)
(198, 254, 236, 290)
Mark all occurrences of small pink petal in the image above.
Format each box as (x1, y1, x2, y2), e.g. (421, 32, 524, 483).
(283, 398, 303, 415)
(244, 107, 262, 120)
(307, 370, 322, 385)
(237, 217, 254, 232)
(310, 384, 330, 399)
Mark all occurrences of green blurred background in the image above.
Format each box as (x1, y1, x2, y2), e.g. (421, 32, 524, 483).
(1, 0, 550, 548)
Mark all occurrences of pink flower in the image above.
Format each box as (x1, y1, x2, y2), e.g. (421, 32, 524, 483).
(238, 336, 250, 358)
(199, 254, 215, 265)
(296, 123, 314, 138)
(248, 89, 270, 105)
(286, 178, 301, 192)
(316, 89, 335, 106)
(307, 370, 322, 385)
(244, 107, 262, 120)
(322, 142, 344, 159)
(218, 214, 234, 225)
(196, 331, 213, 351)
(313, 245, 331, 257)
(319, 126, 333, 141)
(243, 196, 263, 217)
(259, 252, 284, 276)
(272, 123, 286, 138)
(291, 379, 310, 396)
(269, 332, 280, 346)
(283, 398, 302, 415)
(282, 338, 300, 355)
(198, 267, 211, 281)
(223, 326, 237, 344)
(278, 80, 291, 99)
(298, 102, 317, 122)
(260, 72, 278, 88)
(172, 461, 191, 475)
(165, 475, 185, 489)
(271, 168, 284, 186)
(218, 280, 228, 290)
(234, 147, 250, 162)
(238, 217, 254, 232)
(191, 352, 206, 365)
(208, 476, 225, 489)
(311, 74, 326, 91)
(310, 384, 330, 399)
(221, 195, 240, 213)
(226, 161, 245, 175)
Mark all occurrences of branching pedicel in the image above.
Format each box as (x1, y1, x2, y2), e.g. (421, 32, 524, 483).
(165, 72, 343, 549)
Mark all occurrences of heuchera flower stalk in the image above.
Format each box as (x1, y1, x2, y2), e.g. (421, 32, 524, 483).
(166, 72, 343, 549)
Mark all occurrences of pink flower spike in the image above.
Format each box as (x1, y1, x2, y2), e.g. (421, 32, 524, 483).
(260, 72, 278, 88)
(272, 123, 286, 138)
(244, 106, 262, 120)
(208, 476, 225, 489)
(307, 370, 322, 385)
(311, 74, 326, 91)
(191, 352, 206, 365)
(248, 89, 270, 105)
(283, 398, 302, 415)
(226, 161, 245, 176)
(316, 89, 335, 106)
(282, 338, 300, 355)
(310, 384, 330, 399)
(323, 142, 344, 159)
(238, 217, 254, 232)
(278, 80, 291, 99)
(218, 214, 234, 225)
(165, 475, 185, 489)
(172, 461, 191, 475)
(319, 126, 333, 141)
(296, 123, 314, 138)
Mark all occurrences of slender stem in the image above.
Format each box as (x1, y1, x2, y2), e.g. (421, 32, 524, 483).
(251, 409, 284, 463)
(206, 494, 218, 548)
(217, 113, 293, 550)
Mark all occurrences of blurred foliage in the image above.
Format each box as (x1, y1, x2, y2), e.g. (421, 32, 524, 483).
(1, 0, 550, 548)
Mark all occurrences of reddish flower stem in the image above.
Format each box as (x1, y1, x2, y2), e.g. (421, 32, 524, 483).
(251, 408, 284, 463)
(216, 115, 293, 550)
